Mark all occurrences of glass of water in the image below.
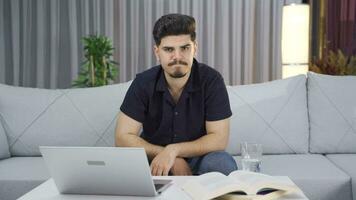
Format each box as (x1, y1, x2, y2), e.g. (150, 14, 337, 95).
(240, 142, 263, 172)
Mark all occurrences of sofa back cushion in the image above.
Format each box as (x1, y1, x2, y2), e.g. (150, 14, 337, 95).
(308, 72, 356, 153)
(0, 122, 10, 159)
(226, 75, 309, 155)
(0, 82, 131, 156)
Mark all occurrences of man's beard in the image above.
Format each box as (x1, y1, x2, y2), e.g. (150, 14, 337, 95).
(168, 60, 188, 79)
(169, 71, 187, 78)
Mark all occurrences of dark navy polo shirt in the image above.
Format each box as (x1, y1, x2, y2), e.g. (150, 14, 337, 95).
(120, 59, 232, 146)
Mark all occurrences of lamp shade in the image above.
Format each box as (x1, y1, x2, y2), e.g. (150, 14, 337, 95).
(282, 4, 310, 78)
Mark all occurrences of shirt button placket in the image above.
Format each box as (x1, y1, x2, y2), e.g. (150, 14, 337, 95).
(172, 109, 179, 142)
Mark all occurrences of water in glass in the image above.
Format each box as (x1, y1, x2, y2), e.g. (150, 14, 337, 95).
(241, 158, 261, 172)
(240, 142, 263, 173)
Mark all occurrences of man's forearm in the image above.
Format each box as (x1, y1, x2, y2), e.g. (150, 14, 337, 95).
(116, 133, 164, 160)
(167, 132, 228, 158)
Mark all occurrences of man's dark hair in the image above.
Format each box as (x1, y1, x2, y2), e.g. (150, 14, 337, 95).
(153, 13, 196, 46)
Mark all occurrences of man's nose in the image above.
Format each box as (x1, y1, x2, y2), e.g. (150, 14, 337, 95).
(172, 50, 183, 60)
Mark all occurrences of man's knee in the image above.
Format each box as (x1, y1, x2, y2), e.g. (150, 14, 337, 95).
(198, 151, 238, 175)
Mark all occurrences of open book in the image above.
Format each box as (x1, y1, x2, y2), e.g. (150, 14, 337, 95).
(181, 171, 298, 200)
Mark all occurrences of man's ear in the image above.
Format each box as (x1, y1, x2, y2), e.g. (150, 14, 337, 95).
(153, 45, 160, 61)
(194, 41, 198, 57)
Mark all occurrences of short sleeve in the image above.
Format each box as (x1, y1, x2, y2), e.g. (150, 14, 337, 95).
(205, 73, 232, 121)
(120, 78, 147, 122)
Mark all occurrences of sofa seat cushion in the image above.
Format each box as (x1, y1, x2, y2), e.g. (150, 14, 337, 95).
(308, 72, 356, 153)
(0, 82, 131, 156)
(0, 122, 10, 159)
(326, 154, 356, 200)
(233, 154, 352, 200)
(0, 157, 49, 200)
(227, 75, 309, 155)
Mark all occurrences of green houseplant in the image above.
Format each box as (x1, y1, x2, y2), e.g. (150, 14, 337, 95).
(310, 49, 356, 75)
(72, 35, 118, 87)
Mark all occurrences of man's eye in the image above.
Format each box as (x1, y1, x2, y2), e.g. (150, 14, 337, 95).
(181, 46, 190, 51)
(164, 48, 174, 52)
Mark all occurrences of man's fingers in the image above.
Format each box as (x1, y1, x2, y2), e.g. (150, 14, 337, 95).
(163, 167, 170, 176)
(153, 164, 170, 176)
(151, 163, 158, 176)
(150, 149, 176, 176)
(156, 167, 163, 176)
(150, 165, 154, 175)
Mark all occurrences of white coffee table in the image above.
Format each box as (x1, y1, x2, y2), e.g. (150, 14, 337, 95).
(18, 176, 309, 200)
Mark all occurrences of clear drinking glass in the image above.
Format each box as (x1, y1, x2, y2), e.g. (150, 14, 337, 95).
(240, 142, 263, 172)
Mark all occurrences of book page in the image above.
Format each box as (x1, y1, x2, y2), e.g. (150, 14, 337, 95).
(194, 172, 236, 191)
(229, 171, 272, 185)
(181, 172, 248, 200)
(181, 171, 298, 200)
(228, 171, 297, 194)
(216, 190, 287, 200)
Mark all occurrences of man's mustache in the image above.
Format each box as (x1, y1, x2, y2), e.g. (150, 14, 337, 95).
(168, 60, 188, 66)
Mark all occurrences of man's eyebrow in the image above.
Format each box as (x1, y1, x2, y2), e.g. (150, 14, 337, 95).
(180, 44, 191, 48)
(162, 46, 174, 49)
(161, 44, 191, 49)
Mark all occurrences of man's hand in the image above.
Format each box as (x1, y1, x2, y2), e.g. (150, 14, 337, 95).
(150, 145, 179, 176)
(170, 158, 192, 176)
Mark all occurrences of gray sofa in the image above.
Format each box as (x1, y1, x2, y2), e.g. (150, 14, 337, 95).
(0, 72, 355, 200)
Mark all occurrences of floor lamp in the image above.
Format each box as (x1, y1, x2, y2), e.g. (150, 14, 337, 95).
(282, 4, 310, 78)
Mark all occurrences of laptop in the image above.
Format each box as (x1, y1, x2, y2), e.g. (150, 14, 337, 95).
(39, 146, 172, 196)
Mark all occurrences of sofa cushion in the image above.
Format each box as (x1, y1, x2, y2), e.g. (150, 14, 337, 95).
(234, 154, 352, 200)
(226, 75, 309, 155)
(308, 72, 356, 153)
(0, 82, 131, 156)
(0, 157, 49, 200)
(326, 154, 356, 200)
(0, 122, 10, 159)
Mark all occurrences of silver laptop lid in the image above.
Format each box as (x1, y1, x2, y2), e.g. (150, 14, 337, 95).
(40, 146, 162, 196)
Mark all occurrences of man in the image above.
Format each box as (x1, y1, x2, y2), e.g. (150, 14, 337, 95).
(115, 13, 237, 176)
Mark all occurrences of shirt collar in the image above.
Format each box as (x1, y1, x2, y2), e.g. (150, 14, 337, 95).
(155, 58, 201, 93)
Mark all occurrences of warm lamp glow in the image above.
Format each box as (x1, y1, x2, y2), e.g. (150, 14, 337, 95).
(282, 64, 309, 78)
(282, 4, 310, 78)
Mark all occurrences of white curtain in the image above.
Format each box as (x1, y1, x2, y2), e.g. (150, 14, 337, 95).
(0, 0, 113, 89)
(118, 0, 295, 85)
(1, 0, 302, 88)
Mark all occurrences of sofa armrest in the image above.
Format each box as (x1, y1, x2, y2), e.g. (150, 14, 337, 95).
(0, 119, 11, 159)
